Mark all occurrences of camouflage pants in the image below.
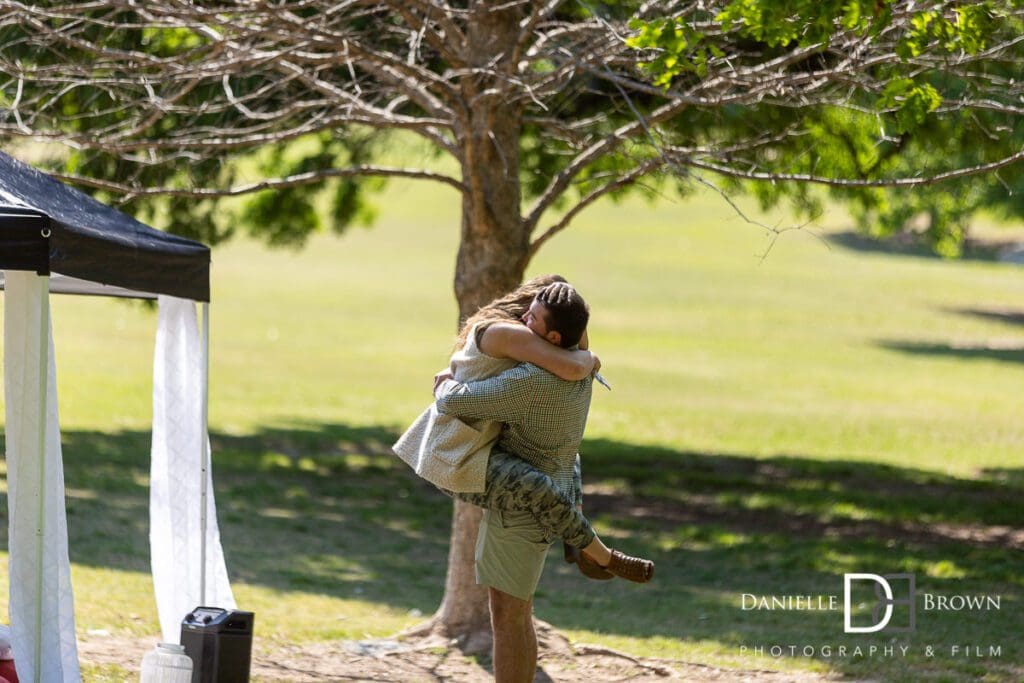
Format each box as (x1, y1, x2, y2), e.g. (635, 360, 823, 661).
(450, 450, 595, 548)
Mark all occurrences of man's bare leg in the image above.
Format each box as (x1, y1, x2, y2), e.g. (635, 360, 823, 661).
(525, 597, 537, 682)
(489, 587, 535, 683)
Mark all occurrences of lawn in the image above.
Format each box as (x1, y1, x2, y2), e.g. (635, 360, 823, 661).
(0, 175, 1021, 682)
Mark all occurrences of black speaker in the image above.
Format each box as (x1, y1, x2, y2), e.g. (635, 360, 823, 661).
(180, 607, 254, 683)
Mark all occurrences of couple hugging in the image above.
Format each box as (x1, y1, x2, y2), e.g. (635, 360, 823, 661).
(394, 275, 653, 679)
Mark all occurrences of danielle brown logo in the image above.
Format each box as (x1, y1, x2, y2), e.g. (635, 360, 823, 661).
(843, 573, 916, 634)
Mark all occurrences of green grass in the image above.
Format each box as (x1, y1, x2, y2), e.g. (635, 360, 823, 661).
(0, 176, 1022, 682)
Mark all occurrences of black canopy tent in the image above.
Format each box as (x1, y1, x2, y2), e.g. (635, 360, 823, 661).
(0, 150, 209, 301)
(0, 150, 229, 682)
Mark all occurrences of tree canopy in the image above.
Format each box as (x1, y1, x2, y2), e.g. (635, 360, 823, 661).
(2, 1, 1022, 257)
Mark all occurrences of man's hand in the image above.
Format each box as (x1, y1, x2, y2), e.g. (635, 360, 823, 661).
(433, 367, 454, 394)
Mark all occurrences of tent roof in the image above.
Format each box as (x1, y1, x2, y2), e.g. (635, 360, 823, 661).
(0, 151, 210, 301)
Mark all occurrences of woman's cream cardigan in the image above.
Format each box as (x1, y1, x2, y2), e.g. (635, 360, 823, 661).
(392, 324, 516, 493)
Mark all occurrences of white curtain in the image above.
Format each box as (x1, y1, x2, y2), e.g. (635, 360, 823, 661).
(3, 271, 81, 683)
(150, 296, 235, 643)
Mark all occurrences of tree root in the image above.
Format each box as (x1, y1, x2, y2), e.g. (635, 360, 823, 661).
(572, 643, 677, 677)
(396, 615, 493, 656)
(397, 614, 671, 668)
(395, 616, 440, 640)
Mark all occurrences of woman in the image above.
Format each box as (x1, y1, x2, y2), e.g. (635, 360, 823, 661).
(394, 275, 653, 582)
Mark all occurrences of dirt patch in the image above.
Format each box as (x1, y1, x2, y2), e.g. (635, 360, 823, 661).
(78, 627, 844, 682)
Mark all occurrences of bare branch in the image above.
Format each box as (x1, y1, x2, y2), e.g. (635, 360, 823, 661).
(688, 172, 828, 264)
(53, 164, 467, 200)
(382, 0, 467, 67)
(523, 97, 698, 234)
(528, 157, 664, 257)
(391, 0, 468, 58)
(675, 150, 1024, 189)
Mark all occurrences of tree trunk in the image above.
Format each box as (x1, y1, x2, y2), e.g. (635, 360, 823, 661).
(426, 0, 529, 652)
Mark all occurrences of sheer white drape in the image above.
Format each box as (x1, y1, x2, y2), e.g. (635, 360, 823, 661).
(150, 296, 235, 643)
(3, 272, 81, 683)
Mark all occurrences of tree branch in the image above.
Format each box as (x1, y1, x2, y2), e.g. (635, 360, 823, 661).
(523, 97, 698, 234)
(528, 157, 664, 256)
(675, 149, 1024, 189)
(53, 164, 467, 199)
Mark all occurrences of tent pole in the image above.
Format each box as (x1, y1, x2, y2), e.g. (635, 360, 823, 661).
(33, 278, 49, 683)
(199, 302, 210, 606)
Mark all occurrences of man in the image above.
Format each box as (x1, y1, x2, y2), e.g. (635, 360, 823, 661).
(434, 284, 597, 683)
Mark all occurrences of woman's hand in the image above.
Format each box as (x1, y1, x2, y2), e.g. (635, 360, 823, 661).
(541, 281, 575, 305)
(433, 367, 454, 394)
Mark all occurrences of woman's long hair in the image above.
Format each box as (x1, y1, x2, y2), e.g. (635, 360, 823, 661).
(455, 274, 567, 349)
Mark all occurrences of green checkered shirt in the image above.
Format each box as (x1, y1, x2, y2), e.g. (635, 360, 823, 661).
(435, 363, 593, 498)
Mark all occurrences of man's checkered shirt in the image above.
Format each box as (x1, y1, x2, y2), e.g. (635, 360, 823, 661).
(435, 363, 593, 498)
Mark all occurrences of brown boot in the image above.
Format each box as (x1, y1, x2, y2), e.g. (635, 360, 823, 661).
(586, 549, 654, 584)
(563, 542, 615, 580)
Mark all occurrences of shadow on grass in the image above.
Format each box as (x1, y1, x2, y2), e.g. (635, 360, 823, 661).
(582, 438, 1024, 547)
(980, 467, 1024, 487)
(946, 307, 1024, 328)
(0, 424, 455, 616)
(825, 230, 1008, 262)
(538, 440, 1023, 682)
(877, 340, 1024, 364)
(0, 424, 1021, 681)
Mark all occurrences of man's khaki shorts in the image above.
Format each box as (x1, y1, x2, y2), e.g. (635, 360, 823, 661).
(475, 509, 552, 601)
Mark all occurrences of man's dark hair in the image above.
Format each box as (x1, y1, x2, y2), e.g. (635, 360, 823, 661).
(536, 283, 589, 348)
